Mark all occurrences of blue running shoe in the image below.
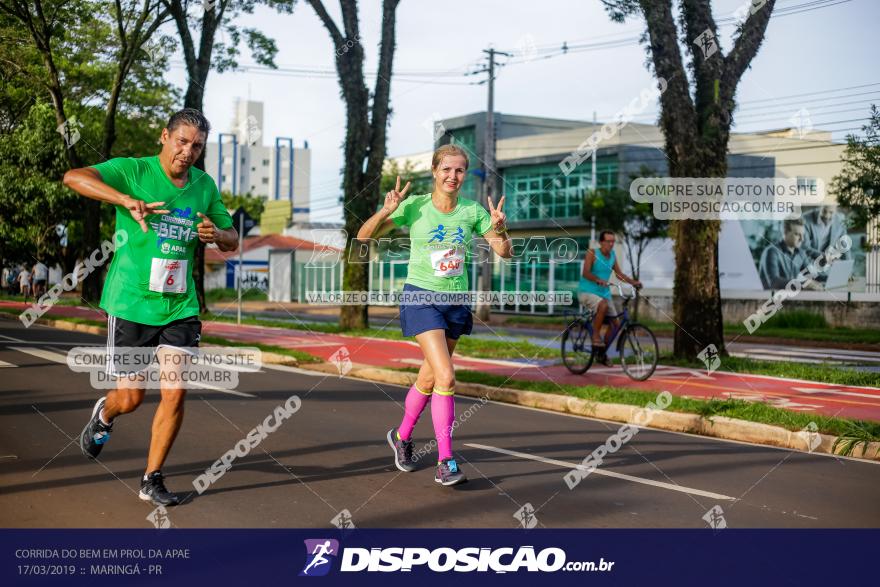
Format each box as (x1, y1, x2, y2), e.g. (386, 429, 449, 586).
(80, 397, 112, 459)
(435, 458, 467, 486)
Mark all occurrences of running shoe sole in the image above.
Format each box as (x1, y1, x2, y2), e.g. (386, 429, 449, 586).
(138, 490, 180, 507)
(434, 475, 467, 487)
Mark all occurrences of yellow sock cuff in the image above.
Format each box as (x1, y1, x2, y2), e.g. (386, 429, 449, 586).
(414, 383, 432, 396)
(433, 387, 455, 396)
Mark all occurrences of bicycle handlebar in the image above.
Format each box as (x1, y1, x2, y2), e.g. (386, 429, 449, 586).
(613, 282, 638, 299)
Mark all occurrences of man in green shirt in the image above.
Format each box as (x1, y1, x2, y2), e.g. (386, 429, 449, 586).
(63, 109, 238, 506)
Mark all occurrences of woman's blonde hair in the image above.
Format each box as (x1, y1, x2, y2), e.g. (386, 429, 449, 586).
(431, 144, 469, 170)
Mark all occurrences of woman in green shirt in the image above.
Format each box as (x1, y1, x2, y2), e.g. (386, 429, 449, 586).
(358, 145, 512, 486)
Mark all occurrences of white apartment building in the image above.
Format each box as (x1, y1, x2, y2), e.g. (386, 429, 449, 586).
(204, 99, 312, 222)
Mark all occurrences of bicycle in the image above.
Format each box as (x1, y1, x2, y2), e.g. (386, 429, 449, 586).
(561, 283, 659, 381)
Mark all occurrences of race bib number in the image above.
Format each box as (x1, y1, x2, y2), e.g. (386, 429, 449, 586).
(430, 248, 464, 277)
(149, 258, 188, 294)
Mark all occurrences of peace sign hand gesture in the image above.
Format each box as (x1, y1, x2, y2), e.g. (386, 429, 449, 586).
(488, 195, 508, 233)
(382, 176, 411, 215)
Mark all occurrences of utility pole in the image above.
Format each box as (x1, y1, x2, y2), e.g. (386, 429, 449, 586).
(591, 110, 597, 247)
(476, 47, 510, 322)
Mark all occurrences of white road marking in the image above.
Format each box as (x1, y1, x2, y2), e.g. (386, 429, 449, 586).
(465, 442, 737, 501)
(0, 333, 26, 342)
(0, 359, 16, 368)
(189, 382, 256, 398)
(263, 363, 329, 377)
(9, 347, 68, 364)
(792, 386, 880, 400)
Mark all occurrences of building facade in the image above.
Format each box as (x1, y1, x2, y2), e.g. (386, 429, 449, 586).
(204, 99, 312, 223)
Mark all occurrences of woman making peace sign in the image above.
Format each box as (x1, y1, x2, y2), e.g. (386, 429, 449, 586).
(357, 144, 512, 486)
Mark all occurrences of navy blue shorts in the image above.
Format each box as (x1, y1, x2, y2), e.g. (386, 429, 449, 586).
(399, 284, 474, 339)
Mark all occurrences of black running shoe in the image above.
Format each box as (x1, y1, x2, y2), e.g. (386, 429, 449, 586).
(139, 471, 180, 506)
(80, 397, 112, 459)
(435, 458, 467, 486)
(387, 428, 417, 472)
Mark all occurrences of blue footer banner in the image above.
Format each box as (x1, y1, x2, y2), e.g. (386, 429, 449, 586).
(1, 529, 875, 586)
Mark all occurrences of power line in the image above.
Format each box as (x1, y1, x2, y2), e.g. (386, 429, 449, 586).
(498, 0, 854, 65)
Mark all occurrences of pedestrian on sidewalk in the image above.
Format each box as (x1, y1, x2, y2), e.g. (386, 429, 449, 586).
(357, 144, 513, 486)
(17, 265, 32, 300)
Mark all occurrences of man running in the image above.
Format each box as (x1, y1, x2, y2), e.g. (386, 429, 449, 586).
(63, 108, 238, 506)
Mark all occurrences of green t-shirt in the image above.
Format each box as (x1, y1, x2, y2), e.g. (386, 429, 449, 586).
(92, 155, 233, 326)
(389, 194, 493, 292)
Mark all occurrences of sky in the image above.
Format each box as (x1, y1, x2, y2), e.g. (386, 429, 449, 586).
(163, 0, 879, 223)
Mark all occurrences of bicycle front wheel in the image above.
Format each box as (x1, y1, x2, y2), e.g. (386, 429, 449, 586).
(619, 324, 658, 381)
(561, 321, 593, 375)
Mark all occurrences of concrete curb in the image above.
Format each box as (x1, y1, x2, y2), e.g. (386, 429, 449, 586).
(4, 312, 878, 462)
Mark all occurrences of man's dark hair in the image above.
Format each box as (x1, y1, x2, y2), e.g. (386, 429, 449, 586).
(783, 218, 805, 234)
(598, 229, 615, 242)
(166, 108, 210, 135)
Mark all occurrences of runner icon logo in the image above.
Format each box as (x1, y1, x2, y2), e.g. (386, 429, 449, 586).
(300, 539, 340, 577)
(697, 344, 721, 374)
(330, 346, 352, 377)
(702, 505, 727, 530)
(798, 422, 822, 452)
(514, 503, 538, 529)
(331, 509, 356, 530)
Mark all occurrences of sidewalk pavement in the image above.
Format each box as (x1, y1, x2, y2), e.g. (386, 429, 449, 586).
(2, 300, 879, 422)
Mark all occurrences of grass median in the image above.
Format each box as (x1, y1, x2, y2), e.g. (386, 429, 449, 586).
(505, 309, 880, 346)
(203, 312, 559, 360)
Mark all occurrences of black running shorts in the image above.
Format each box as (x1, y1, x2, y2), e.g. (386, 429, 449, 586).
(106, 315, 201, 376)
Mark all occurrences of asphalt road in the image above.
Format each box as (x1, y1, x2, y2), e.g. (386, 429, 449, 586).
(1, 320, 878, 529)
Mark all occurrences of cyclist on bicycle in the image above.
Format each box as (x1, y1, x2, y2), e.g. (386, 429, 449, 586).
(579, 229, 642, 365)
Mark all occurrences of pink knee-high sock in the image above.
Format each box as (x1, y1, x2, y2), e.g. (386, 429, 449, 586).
(431, 390, 455, 461)
(397, 384, 432, 441)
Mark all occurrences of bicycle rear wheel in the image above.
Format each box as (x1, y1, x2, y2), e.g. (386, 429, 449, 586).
(561, 320, 594, 374)
(619, 324, 658, 381)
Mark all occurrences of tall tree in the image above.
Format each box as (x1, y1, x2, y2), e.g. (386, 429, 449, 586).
(162, 0, 292, 312)
(600, 0, 776, 358)
(307, 0, 401, 330)
(1, 0, 171, 301)
(831, 104, 880, 235)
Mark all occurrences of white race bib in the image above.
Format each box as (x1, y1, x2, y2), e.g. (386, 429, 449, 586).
(149, 258, 188, 294)
(430, 248, 464, 277)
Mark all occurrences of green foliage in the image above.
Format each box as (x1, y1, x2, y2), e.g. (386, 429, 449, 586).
(0, 103, 79, 264)
(582, 166, 668, 279)
(831, 104, 880, 233)
(761, 310, 828, 330)
(0, 0, 178, 266)
(221, 191, 266, 222)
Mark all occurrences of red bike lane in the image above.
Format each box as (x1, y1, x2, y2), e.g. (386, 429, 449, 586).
(4, 301, 879, 422)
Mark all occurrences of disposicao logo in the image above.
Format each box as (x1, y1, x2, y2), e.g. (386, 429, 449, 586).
(300, 539, 339, 577)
